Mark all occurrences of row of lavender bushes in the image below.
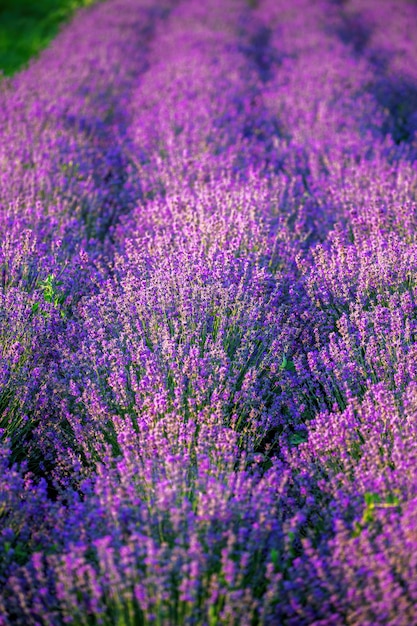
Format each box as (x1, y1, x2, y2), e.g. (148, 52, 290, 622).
(1, 0, 417, 623)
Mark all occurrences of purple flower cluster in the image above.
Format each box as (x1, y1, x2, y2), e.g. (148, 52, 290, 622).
(1, 0, 417, 623)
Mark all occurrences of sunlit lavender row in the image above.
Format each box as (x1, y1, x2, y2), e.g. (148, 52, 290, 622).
(1, 0, 417, 623)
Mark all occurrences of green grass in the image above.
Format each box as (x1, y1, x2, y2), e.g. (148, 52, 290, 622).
(0, 0, 98, 76)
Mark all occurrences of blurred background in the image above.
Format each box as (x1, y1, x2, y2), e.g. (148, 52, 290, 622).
(0, 0, 97, 76)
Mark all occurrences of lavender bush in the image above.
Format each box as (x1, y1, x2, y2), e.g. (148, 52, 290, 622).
(1, 0, 417, 623)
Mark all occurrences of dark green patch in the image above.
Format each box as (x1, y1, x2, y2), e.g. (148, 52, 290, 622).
(0, 0, 99, 76)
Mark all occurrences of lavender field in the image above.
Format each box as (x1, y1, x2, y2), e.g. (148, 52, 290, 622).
(1, 0, 417, 623)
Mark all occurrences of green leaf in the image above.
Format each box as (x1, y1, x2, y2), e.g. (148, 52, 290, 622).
(279, 355, 296, 372)
(289, 432, 307, 446)
(270, 548, 279, 567)
(364, 492, 380, 508)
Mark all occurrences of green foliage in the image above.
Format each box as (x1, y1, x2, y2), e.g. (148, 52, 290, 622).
(279, 354, 296, 372)
(288, 431, 307, 446)
(353, 491, 401, 537)
(0, 0, 100, 76)
(31, 273, 67, 317)
(39, 273, 66, 307)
